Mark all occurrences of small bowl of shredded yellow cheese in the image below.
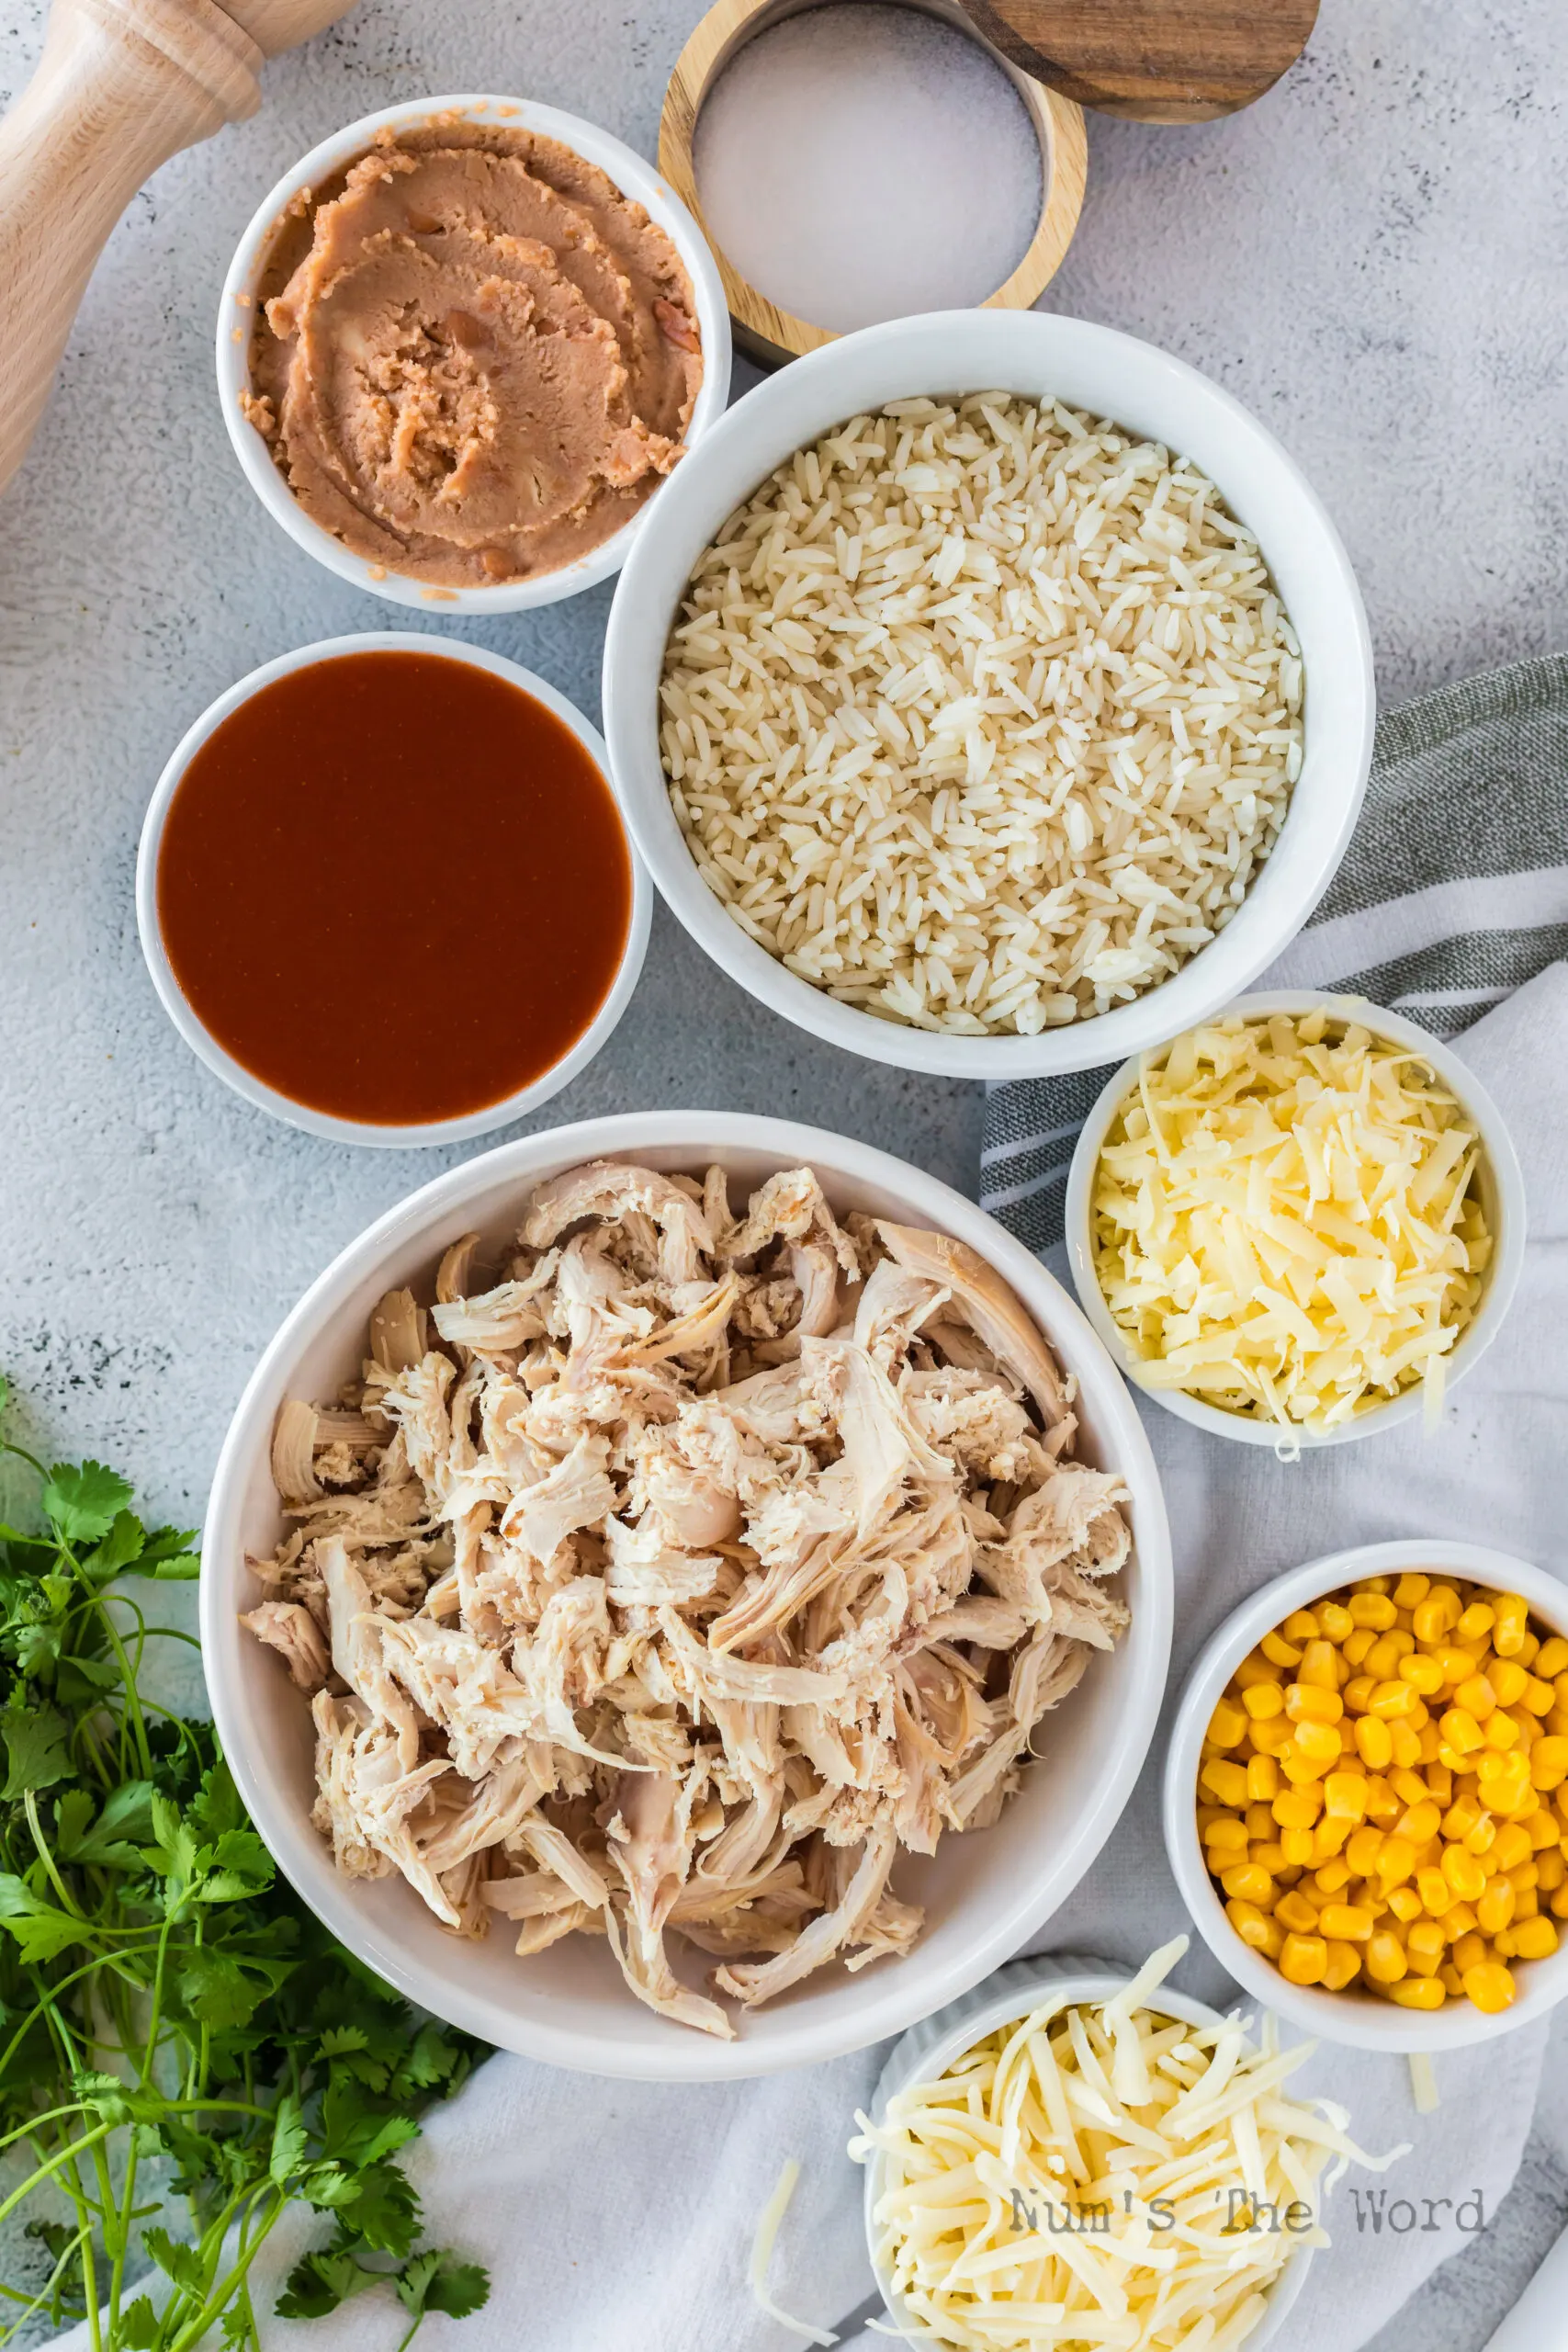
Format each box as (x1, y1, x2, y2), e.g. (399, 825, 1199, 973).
(852, 1937, 1404, 2352)
(1066, 994, 1524, 1448)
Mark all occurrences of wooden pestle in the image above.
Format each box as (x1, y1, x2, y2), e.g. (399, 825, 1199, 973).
(0, 0, 351, 498)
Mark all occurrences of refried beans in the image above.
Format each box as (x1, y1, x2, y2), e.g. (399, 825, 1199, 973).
(243, 119, 704, 589)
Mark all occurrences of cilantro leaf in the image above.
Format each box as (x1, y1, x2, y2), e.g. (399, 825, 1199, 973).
(55, 1779, 155, 1870)
(270, 2091, 309, 2185)
(119, 2295, 160, 2349)
(82, 1510, 147, 1582)
(342, 2160, 423, 2256)
(142, 2225, 207, 2299)
(41, 1460, 134, 1544)
(0, 1875, 91, 1966)
(1, 1699, 71, 1798)
(275, 2245, 380, 2322)
(177, 1948, 265, 2030)
(420, 2258, 491, 2322)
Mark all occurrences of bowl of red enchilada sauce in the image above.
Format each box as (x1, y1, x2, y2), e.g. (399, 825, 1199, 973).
(137, 639, 648, 1144)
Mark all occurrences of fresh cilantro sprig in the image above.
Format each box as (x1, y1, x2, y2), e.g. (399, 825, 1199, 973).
(0, 1374, 491, 2350)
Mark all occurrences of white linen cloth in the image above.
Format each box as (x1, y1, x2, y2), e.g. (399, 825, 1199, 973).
(125, 962, 1558, 2352)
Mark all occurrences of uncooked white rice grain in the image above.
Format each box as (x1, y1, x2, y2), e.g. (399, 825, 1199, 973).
(660, 394, 1304, 1036)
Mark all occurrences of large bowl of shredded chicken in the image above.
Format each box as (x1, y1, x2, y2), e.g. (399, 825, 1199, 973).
(204, 1114, 1171, 2080)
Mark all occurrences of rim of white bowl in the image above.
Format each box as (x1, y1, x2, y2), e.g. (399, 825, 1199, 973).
(1064, 989, 1528, 1448)
(1165, 1539, 1568, 2052)
(135, 634, 651, 1146)
(200, 1110, 1174, 2079)
(602, 306, 1375, 1079)
(862, 1951, 1314, 2351)
(216, 95, 733, 613)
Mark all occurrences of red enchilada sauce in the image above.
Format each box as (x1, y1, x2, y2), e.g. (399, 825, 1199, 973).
(156, 650, 632, 1125)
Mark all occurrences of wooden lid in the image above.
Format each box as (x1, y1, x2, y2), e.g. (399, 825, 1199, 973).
(949, 0, 1320, 122)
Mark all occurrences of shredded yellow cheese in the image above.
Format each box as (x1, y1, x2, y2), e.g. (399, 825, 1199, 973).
(851, 1937, 1405, 2351)
(1089, 1009, 1492, 1435)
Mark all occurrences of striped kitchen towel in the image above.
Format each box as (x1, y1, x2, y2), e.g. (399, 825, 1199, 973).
(979, 650, 1568, 1253)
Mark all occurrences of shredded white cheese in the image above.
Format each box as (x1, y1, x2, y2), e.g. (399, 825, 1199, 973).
(750, 2157, 839, 2346)
(850, 1937, 1406, 2350)
(1407, 2053, 1440, 2117)
(1089, 1009, 1492, 1434)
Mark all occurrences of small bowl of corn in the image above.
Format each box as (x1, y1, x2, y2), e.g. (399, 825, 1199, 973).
(1064, 993, 1526, 1449)
(1166, 1541, 1568, 2050)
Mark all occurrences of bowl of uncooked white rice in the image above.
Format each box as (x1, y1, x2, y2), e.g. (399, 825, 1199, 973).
(603, 310, 1375, 1079)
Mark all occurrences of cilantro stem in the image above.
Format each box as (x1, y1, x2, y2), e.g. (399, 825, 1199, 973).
(0, 2120, 113, 2227)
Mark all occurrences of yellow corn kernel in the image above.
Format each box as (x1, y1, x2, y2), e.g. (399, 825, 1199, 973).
(1489, 1659, 1529, 1709)
(1317, 1902, 1374, 1942)
(1391, 1975, 1448, 2010)
(1364, 1775, 1403, 1824)
(1262, 1630, 1304, 1668)
(1442, 1846, 1487, 1903)
(1370, 1679, 1418, 1720)
(1387, 1885, 1423, 1922)
(1280, 1827, 1316, 1866)
(1407, 1917, 1445, 1965)
(1342, 1627, 1378, 1668)
(1209, 1699, 1248, 1749)
(1244, 1800, 1273, 1837)
(1226, 1899, 1282, 1955)
(1513, 1916, 1560, 1961)
(1393, 1573, 1430, 1611)
(1442, 1792, 1483, 1840)
(1275, 1889, 1322, 1934)
(1457, 1601, 1497, 1643)
(1495, 1928, 1519, 1957)
(1201, 1758, 1250, 1806)
(1495, 1596, 1529, 1658)
(1553, 1885, 1568, 1920)
(1440, 1708, 1485, 1756)
(1462, 1960, 1517, 2012)
(1249, 1714, 1297, 1757)
(1318, 1601, 1355, 1643)
(1342, 1675, 1377, 1716)
(1252, 1840, 1289, 1874)
(1203, 1816, 1250, 1854)
(1323, 1939, 1362, 1991)
(1280, 1932, 1328, 1985)
(1398, 1653, 1444, 1697)
(1221, 1862, 1275, 1905)
(1349, 1592, 1396, 1631)
(1292, 1721, 1344, 1770)
(1455, 1675, 1497, 1722)
(1396, 1800, 1443, 1845)
(1365, 1931, 1408, 1984)
(1451, 1930, 1487, 1974)
(1296, 1638, 1342, 1691)
(1390, 1767, 1428, 1809)
(1244, 1753, 1278, 1804)
(1518, 1889, 1541, 1919)
(1492, 1822, 1532, 1871)
(1324, 1772, 1368, 1823)
(1535, 1638, 1568, 1681)
(1389, 1721, 1427, 1770)
(1243, 1681, 1285, 1720)
(1538, 1852, 1566, 1894)
(1355, 1716, 1393, 1770)
(1466, 1814, 1497, 1856)
(1524, 1676, 1558, 1717)
(1375, 1835, 1416, 1888)
(1477, 1879, 1517, 1935)
(1483, 1712, 1522, 1752)
(1235, 1652, 1283, 1691)
(1425, 1761, 1453, 1803)
(1345, 1825, 1383, 1877)
(1272, 1788, 1321, 1830)
(1286, 1681, 1344, 1725)
(1507, 1859, 1540, 1893)
(1282, 1608, 1321, 1644)
(1478, 1753, 1533, 1813)
(1311, 1818, 1352, 1862)
(1444, 1902, 1479, 1939)
(1413, 1596, 1459, 1645)
(1416, 1866, 1454, 1916)
(1529, 1737, 1568, 1791)
(1314, 1859, 1352, 1894)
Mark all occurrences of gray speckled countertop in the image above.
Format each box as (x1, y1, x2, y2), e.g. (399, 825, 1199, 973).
(2, 0, 1565, 2341)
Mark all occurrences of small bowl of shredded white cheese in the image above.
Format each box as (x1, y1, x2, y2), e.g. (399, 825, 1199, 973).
(851, 1938, 1405, 2352)
(1063, 992, 1526, 1449)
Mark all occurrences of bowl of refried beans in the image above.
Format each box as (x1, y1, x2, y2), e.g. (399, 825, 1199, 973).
(218, 96, 732, 612)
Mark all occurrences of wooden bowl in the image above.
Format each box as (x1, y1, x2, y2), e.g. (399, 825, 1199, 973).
(658, 0, 1087, 368)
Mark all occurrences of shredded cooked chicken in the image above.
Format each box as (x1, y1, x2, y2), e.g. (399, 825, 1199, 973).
(243, 1160, 1132, 2037)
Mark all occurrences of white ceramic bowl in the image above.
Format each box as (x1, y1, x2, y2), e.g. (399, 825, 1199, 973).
(601, 307, 1374, 1080)
(135, 634, 650, 1146)
(1064, 990, 1527, 1448)
(862, 1952, 1314, 2350)
(1165, 1539, 1568, 2052)
(217, 96, 732, 613)
(202, 1111, 1173, 2080)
